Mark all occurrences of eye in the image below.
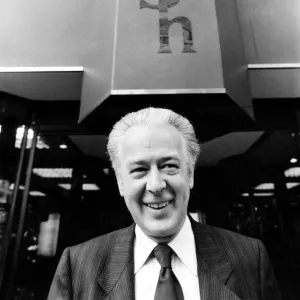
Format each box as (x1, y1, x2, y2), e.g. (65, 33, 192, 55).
(130, 167, 147, 174)
(162, 164, 178, 171)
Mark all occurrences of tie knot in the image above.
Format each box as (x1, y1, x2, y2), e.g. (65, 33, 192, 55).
(153, 244, 173, 268)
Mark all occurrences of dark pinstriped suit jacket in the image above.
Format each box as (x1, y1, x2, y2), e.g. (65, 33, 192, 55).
(48, 218, 281, 300)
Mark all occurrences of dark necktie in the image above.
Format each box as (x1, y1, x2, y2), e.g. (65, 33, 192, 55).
(153, 244, 184, 300)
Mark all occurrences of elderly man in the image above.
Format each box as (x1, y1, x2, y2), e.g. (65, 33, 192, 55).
(48, 107, 281, 300)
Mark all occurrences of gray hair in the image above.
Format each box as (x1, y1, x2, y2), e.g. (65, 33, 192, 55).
(107, 107, 200, 174)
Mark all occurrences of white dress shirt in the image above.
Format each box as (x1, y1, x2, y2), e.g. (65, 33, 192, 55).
(134, 217, 201, 300)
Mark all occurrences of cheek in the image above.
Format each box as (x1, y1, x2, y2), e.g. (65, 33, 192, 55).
(172, 177, 190, 192)
(174, 180, 191, 205)
(123, 180, 145, 205)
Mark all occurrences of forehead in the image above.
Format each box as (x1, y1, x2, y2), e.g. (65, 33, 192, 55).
(119, 124, 185, 162)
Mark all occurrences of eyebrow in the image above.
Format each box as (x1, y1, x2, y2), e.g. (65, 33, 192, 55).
(126, 160, 147, 168)
(159, 156, 181, 164)
(126, 156, 181, 168)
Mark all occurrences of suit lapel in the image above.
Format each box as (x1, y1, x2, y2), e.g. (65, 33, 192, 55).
(97, 218, 242, 300)
(190, 217, 242, 300)
(97, 224, 135, 300)
(198, 269, 242, 300)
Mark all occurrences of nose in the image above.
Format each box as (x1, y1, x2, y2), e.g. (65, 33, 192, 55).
(146, 167, 166, 194)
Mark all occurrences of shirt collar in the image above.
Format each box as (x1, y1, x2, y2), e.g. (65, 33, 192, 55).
(134, 216, 198, 276)
(134, 224, 157, 274)
(169, 216, 198, 276)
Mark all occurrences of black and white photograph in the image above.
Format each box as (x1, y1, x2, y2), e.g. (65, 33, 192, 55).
(0, 0, 299, 299)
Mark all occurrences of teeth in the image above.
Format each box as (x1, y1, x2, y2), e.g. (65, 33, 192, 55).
(146, 201, 170, 209)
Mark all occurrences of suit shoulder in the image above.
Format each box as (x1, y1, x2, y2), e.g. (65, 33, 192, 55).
(199, 224, 264, 275)
(199, 223, 261, 257)
(206, 224, 258, 244)
(53, 224, 134, 292)
(68, 224, 134, 261)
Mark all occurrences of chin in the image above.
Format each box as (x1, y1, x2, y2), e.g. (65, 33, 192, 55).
(145, 224, 179, 242)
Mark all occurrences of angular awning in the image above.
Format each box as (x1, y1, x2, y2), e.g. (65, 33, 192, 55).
(0, 0, 259, 124)
(1, 0, 300, 125)
(79, 0, 253, 121)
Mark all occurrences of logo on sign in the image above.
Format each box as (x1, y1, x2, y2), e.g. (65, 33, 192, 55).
(140, 0, 196, 53)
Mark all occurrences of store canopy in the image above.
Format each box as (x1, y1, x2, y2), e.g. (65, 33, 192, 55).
(0, 0, 299, 124)
(78, 0, 253, 121)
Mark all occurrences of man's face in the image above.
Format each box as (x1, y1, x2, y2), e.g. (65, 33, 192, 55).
(116, 124, 194, 243)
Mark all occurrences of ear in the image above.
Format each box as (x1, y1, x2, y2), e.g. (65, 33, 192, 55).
(116, 173, 124, 197)
(189, 169, 194, 189)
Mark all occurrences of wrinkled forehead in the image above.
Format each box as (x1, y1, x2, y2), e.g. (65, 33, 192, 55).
(118, 124, 188, 163)
(128, 124, 182, 145)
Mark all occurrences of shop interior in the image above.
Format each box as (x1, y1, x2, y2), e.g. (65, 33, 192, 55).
(0, 95, 300, 299)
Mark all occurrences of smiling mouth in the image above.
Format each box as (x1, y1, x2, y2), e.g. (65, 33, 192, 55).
(145, 200, 172, 210)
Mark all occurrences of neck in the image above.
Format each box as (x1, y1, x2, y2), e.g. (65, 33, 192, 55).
(145, 215, 187, 244)
(149, 233, 178, 244)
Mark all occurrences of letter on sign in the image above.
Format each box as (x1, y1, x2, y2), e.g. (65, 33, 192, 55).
(140, 0, 196, 53)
